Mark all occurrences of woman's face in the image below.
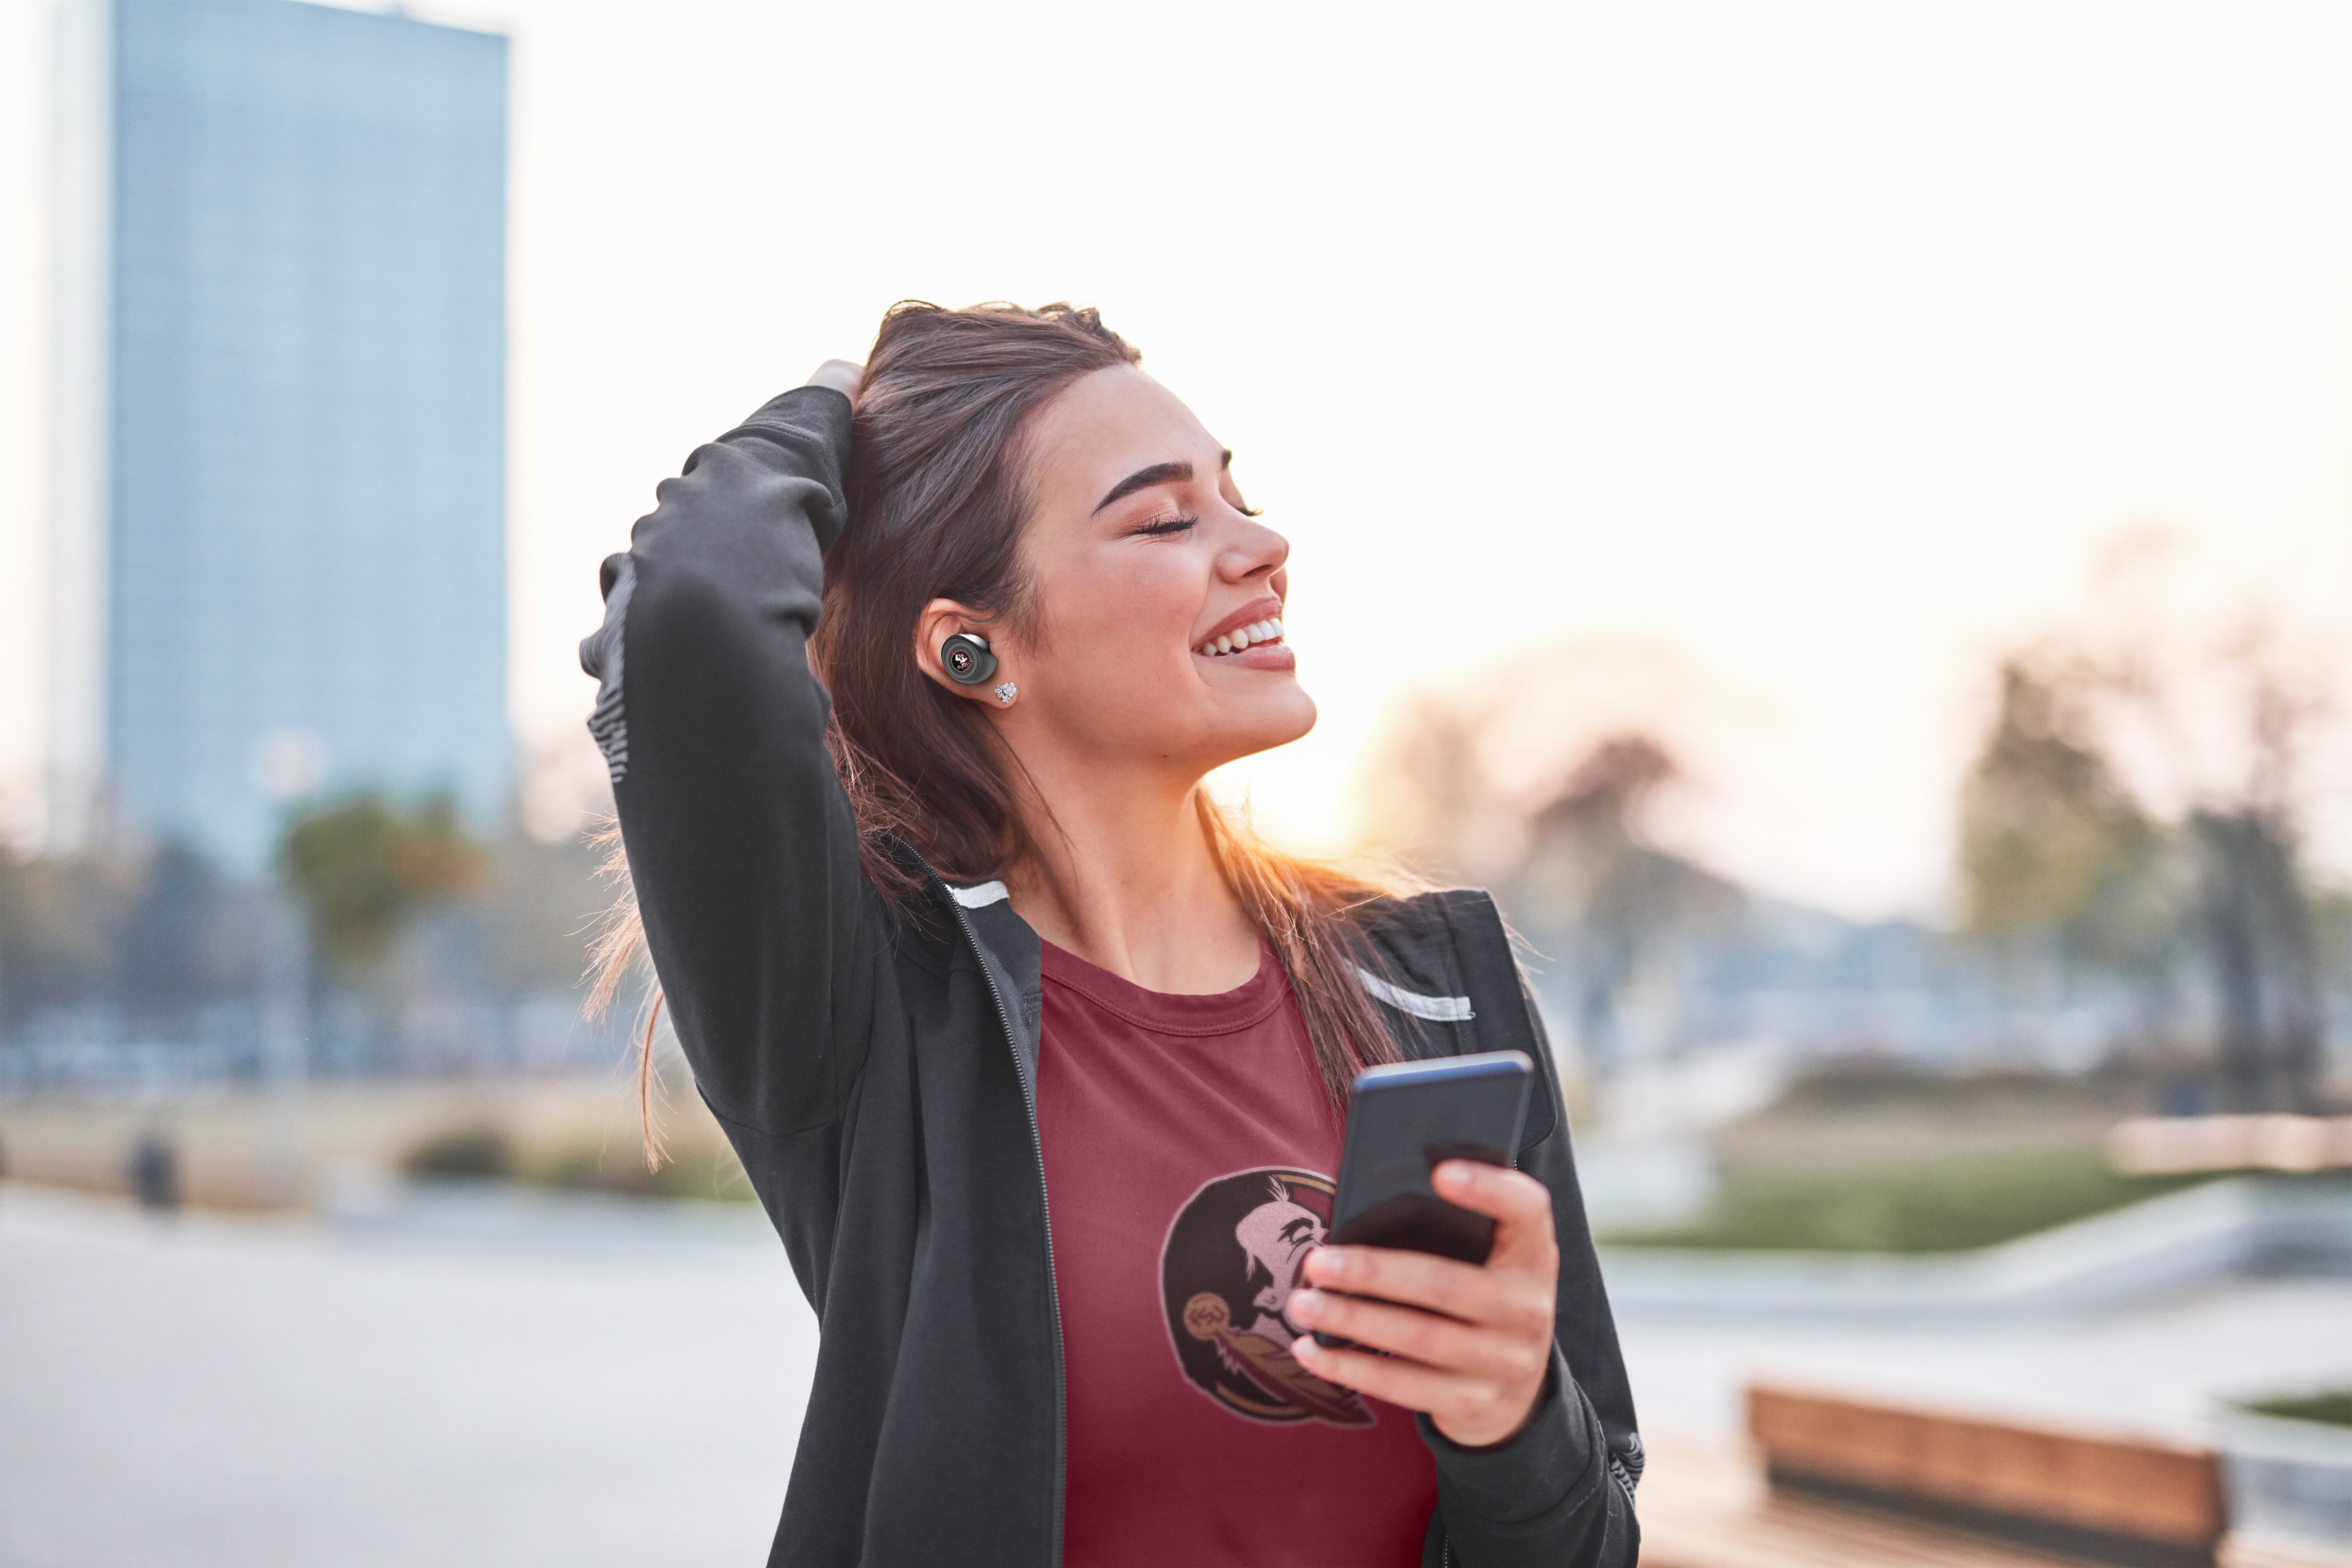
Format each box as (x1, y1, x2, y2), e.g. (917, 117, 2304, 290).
(980, 363, 1315, 778)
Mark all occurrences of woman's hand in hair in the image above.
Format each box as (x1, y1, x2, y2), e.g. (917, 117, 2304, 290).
(804, 358, 865, 406)
(1286, 1162, 1558, 1449)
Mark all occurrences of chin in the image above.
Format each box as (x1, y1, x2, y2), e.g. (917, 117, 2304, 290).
(1221, 686, 1317, 758)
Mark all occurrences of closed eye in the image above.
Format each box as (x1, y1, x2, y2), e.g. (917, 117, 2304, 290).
(1129, 513, 1199, 538)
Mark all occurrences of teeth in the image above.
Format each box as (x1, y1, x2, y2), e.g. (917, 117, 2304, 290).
(1196, 616, 1289, 657)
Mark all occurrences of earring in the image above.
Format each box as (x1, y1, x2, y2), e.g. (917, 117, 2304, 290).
(993, 682, 1018, 707)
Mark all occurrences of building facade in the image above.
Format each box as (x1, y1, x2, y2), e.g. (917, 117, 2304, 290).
(52, 0, 509, 872)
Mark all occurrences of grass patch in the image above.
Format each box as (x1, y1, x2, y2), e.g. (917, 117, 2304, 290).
(395, 1123, 757, 1203)
(2241, 1392, 2352, 1430)
(523, 1134, 757, 1203)
(400, 1124, 513, 1179)
(1601, 1147, 2210, 1254)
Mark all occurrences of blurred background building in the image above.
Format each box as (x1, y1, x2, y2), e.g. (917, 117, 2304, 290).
(51, 0, 509, 870)
(6, 0, 612, 1104)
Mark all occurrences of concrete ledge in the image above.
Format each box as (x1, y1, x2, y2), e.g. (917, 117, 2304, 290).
(1600, 1176, 2352, 1319)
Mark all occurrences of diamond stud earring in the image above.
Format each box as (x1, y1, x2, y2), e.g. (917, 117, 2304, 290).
(993, 682, 1018, 707)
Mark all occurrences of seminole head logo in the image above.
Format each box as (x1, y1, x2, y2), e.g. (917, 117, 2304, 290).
(1158, 1168, 1373, 1426)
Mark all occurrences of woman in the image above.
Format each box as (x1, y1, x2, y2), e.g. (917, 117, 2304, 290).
(582, 302, 1641, 1567)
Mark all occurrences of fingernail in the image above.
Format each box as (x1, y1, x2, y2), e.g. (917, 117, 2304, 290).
(1436, 1161, 1474, 1190)
(1289, 1288, 1323, 1321)
(1309, 1250, 1346, 1284)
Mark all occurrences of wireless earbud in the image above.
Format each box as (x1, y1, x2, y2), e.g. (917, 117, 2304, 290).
(940, 632, 998, 686)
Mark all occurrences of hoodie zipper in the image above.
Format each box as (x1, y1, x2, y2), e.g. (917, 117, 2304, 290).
(937, 879, 1068, 1568)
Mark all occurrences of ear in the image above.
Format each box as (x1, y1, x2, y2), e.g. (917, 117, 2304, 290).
(914, 598, 1010, 703)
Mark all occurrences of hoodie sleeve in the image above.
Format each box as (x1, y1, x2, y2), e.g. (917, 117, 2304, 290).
(580, 385, 885, 1141)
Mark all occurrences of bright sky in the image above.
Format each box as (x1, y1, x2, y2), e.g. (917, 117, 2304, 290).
(4, 0, 2350, 918)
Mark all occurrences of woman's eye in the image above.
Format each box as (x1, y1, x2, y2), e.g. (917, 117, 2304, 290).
(1131, 514, 1199, 538)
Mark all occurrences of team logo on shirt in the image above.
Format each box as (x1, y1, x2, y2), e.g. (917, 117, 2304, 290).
(1158, 1168, 1374, 1426)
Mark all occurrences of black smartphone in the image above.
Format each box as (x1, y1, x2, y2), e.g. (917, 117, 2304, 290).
(1311, 1049, 1534, 1349)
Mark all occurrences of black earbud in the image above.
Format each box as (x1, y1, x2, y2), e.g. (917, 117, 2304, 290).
(940, 632, 998, 686)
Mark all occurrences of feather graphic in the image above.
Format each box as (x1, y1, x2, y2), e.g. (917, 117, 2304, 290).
(1215, 1330, 1375, 1427)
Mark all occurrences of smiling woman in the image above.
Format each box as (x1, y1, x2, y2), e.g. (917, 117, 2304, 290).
(580, 301, 1639, 1567)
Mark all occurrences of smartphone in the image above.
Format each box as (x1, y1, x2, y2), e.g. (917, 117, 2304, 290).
(1311, 1050, 1534, 1349)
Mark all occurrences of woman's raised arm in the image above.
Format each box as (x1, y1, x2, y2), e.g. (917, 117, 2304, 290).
(580, 375, 883, 1141)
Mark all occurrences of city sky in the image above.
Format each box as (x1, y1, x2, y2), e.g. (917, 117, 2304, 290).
(4, 0, 2351, 918)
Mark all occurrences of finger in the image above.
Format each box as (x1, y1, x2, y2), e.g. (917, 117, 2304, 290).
(1431, 1162, 1550, 1228)
(1291, 1334, 1468, 1413)
(1304, 1245, 1491, 1318)
(1433, 1162, 1558, 1267)
(1304, 1246, 1549, 1337)
(1287, 1288, 1531, 1383)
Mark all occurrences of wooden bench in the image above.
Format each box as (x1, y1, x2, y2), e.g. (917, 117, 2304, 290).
(1745, 1384, 2224, 1565)
(1639, 1421, 2351, 1568)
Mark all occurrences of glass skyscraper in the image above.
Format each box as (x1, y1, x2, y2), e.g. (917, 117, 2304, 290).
(51, 0, 509, 873)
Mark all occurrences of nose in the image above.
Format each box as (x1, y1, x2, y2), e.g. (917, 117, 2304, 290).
(1218, 512, 1289, 585)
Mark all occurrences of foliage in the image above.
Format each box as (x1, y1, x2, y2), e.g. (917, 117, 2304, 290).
(524, 1133, 756, 1202)
(1353, 685, 1506, 883)
(1602, 1147, 2209, 1254)
(1503, 736, 1742, 1071)
(473, 833, 607, 991)
(400, 1124, 513, 1178)
(1957, 566, 2345, 1111)
(280, 795, 485, 980)
(0, 850, 139, 1028)
(1961, 658, 2175, 971)
(1764, 1059, 2110, 1116)
(2241, 1391, 2352, 1430)
(1356, 659, 1747, 1073)
(113, 843, 263, 1017)
(1, 810, 610, 1059)
(392, 1123, 755, 1200)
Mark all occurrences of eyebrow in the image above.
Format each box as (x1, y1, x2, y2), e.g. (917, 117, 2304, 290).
(1090, 451, 1235, 516)
(1092, 460, 1190, 516)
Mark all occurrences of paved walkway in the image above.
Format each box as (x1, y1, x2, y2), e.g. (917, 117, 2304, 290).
(7, 1181, 2350, 1565)
(1, 1185, 813, 1568)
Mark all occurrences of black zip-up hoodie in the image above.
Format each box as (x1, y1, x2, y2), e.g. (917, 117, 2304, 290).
(581, 385, 1643, 1566)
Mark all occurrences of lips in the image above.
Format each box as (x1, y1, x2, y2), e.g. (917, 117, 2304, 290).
(1194, 596, 1288, 659)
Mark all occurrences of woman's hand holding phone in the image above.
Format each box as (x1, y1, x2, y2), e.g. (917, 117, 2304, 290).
(1286, 1159, 1559, 1449)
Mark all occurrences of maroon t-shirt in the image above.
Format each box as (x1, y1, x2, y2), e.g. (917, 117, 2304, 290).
(1035, 937, 1439, 1568)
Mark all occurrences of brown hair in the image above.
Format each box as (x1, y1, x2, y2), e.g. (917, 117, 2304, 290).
(593, 302, 1410, 1162)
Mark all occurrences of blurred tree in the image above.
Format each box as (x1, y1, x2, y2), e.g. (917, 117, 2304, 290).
(0, 848, 139, 1031)
(2190, 807, 2322, 1110)
(2176, 645, 2332, 1111)
(475, 832, 605, 994)
(113, 841, 262, 1026)
(280, 795, 485, 981)
(1352, 686, 1506, 883)
(1504, 736, 1743, 1073)
(1963, 592, 2339, 1109)
(1960, 656, 2176, 978)
(1355, 657, 1747, 1074)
